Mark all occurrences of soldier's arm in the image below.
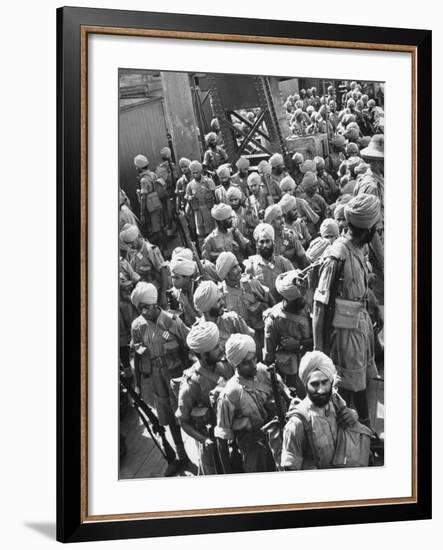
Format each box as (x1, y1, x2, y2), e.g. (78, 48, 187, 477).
(263, 316, 279, 365)
(214, 393, 236, 474)
(312, 257, 339, 352)
(176, 385, 209, 444)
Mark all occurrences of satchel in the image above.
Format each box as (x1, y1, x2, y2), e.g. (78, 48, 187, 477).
(332, 422, 373, 467)
(332, 297, 362, 330)
(145, 191, 162, 213)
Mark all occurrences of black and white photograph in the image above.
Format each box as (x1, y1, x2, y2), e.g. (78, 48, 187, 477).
(118, 69, 385, 479)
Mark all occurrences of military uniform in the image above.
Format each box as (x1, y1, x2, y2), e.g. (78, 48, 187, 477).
(176, 361, 234, 475)
(138, 168, 166, 238)
(214, 363, 278, 473)
(203, 146, 228, 173)
(314, 237, 376, 392)
(185, 177, 216, 242)
(263, 302, 312, 377)
(274, 225, 310, 269)
(131, 310, 190, 426)
(201, 227, 249, 264)
(244, 254, 294, 302)
(317, 171, 340, 203)
(231, 172, 249, 198)
(127, 239, 166, 289)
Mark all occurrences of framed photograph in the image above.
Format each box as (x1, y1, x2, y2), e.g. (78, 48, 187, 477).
(57, 6, 432, 543)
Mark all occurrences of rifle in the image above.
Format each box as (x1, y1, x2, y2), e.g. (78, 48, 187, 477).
(119, 373, 176, 465)
(267, 364, 286, 437)
(322, 258, 345, 355)
(177, 209, 206, 278)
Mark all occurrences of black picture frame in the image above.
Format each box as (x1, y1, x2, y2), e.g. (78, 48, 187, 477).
(57, 6, 432, 543)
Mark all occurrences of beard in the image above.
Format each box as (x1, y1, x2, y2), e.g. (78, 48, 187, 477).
(285, 211, 298, 224)
(308, 387, 333, 408)
(258, 245, 274, 260)
(362, 226, 377, 244)
(274, 167, 284, 175)
(284, 297, 306, 313)
(208, 305, 223, 318)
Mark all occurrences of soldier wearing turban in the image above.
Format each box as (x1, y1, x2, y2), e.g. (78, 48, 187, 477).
(130, 281, 191, 476)
(314, 155, 339, 203)
(291, 151, 304, 187)
(167, 255, 199, 327)
(231, 156, 250, 198)
(203, 132, 228, 175)
(185, 160, 217, 246)
(264, 269, 312, 393)
(258, 159, 281, 204)
(313, 193, 381, 428)
(176, 322, 232, 475)
(202, 202, 250, 264)
(156, 146, 179, 236)
(214, 163, 233, 205)
(281, 351, 360, 471)
(176, 157, 192, 212)
(193, 280, 254, 354)
(120, 224, 169, 308)
(215, 334, 288, 473)
(299, 172, 328, 238)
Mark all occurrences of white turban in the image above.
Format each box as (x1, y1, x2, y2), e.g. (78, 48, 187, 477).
(299, 351, 337, 387)
(253, 222, 275, 242)
(119, 223, 139, 243)
(247, 172, 261, 187)
(205, 132, 217, 144)
(226, 186, 242, 200)
(172, 247, 193, 260)
(279, 193, 297, 214)
(257, 160, 272, 176)
(189, 160, 202, 172)
(279, 175, 296, 193)
(236, 157, 250, 170)
(134, 154, 149, 168)
(320, 218, 339, 238)
(264, 204, 283, 224)
(217, 164, 231, 178)
(169, 256, 195, 277)
(193, 280, 221, 313)
(345, 193, 381, 229)
(275, 270, 301, 301)
(179, 157, 191, 168)
(269, 153, 284, 168)
(306, 237, 331, 262)
(186, 322, 220, 353)
(130, 282, 158, 308)
(216, 251, 238, 280)
(212, 203, 233, 221)
(160, 147, 171, 158)
(225, 334, 256, 367)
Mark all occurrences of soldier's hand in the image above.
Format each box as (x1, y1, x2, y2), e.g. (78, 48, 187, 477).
(337, 407, 358, 428)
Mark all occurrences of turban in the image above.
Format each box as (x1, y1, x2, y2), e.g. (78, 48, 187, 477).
(331, 135, 346, 148)
(301, 171, 318, 193)
(226, 186, 242, 200)
(160, 147, 171, 159)
(314, 156, 325, 170)
(186, 321, 220, 354)
(131, 282, 158, 308)
(347, 99, 356, 107)
(210, 117, 219, 129)
(358, 136, 371, 149)
(306, 237, 331, 262)
(247, 172, 261, 187)
(225, 334, 256, 367)
(275, 270, 301, 301)
(169, 256, 195, 277)
(258, 160, 272, 176)
(301, 160, 317, 174)
(299, 351, 337, 387)
(279, 193, 297, 214)
(236, 157, 250, 170)
(211, 203, 233, 221)
(264, 204, 283, 224)
(193, 280, 221, 313)
(345, 193, 381, 229)
(217, 164, 231, 178)
(345, 127, 359, 141)
(179, 157, 191, 168)
(134, 154, 149, 168)
(205, 132, 217, 144)
(347, 122, 359, 131)
(292, 152, 304, 164)
(216, 251, 238, 280)
(348, 156, 362, 171)
(279, 175, 296, 193)
(189, 160, 202, 172)
(119, 223, 139, 243)
(172, 247, 193, 260)
(269, 153, 284, 168)
(320, 218, 339, 238)
(253, 222, 275, 242)
(334, 203, 346, 220)
(345, 143, 360, 156)
(294, 108, 303, 118)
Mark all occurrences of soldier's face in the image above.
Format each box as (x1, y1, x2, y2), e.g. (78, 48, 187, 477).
(237, 351, 257, 379)
(180, 164, 190, 176)
(272, 214, 284, 232)
(191, 168, 202, 180)
(239, 168, 248, 177)
(257, 237, 274, 259)
(208, 296, 225, 318)
(128, 236, 142, 250)
(335, 215, 347, 234)
(274, 164, 284, 175)
(171, 273, 189, 290)
(220, 175, 230, 186)
(306, 371, 333, 408)
(139, 302, 158, 321)
(229, 197, 241, 210)
(226, 263, 242, 286)
(206, 343, 224, 364)
(286, 208, 298, 224)
(219, 217, 233, 231)
(208, 137, 217, 147)
(248, 181, 259, 194)
(322, 231, 337, 244)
